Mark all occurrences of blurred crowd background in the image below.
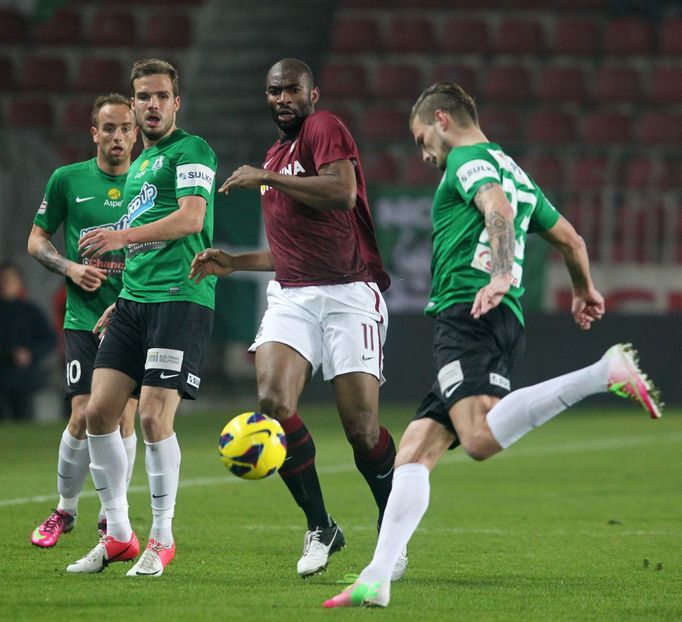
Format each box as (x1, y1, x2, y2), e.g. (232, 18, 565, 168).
(1, 0, 680, 421)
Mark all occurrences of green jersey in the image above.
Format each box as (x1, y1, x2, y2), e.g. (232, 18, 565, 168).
(33, 158, 128, 331)
(426, 142, 561, 325)
(120, 129, 217, 309)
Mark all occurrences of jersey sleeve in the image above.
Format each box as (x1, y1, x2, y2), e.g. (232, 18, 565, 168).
(528, 191, 561, 233)
(174, 137, 217, 201)
(305, 112, 357, 171)
(446, 145, 502, 205)
(33, 169, 67, 233)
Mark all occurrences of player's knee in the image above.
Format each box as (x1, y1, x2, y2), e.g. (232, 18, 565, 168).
(459, 432, 493, 461)
(257, 391, 292, 422)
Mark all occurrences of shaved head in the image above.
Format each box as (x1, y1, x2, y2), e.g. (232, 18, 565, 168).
(266, 58, 315, 89)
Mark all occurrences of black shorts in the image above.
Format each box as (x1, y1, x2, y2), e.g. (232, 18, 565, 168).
(94, 298, 214, 400)
(64, 329, 100, 398)
(413, 303, 525, 447)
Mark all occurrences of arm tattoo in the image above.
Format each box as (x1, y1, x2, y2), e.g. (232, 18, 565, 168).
(475, 183, 515, 277)
(35, 239, 70, 276)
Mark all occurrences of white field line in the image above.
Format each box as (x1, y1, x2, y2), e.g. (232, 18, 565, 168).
(2, 431, 680, 509)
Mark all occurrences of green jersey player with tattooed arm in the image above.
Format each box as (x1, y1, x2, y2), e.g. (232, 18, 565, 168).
(325, 82, 663, 608)
(66, 59, 217, 578)
(28, 94, 139, 548)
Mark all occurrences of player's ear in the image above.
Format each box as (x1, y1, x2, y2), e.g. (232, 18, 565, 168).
(174, 95, 181, 111)
(434, 109, 449, 131)
(311, 86, 320, 104)
(91, 125, 98, 144)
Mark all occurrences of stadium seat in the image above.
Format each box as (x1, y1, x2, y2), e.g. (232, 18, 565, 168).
(552, 18, 600, 56)
(385, 17, 434, 53)
(31, 9, 82, 45)
(478, 107, 522, 145)
(527, 110, 578, 143)
(517, 153, 565, 191)
(373, 63, 422, 100)
(19, 56, 69, 92)
(362, 151, 400, 184)
(75, 58, 125, 94)
(623, 156, 678, 190)
(660, 17, 682, 56)
(330, 16, 382, 54)
(360, 107, 410, 142)
(494, 19, 545, 55)
(536, 66, 586, 103)
(0, 8, 26, 43)
(320, 63, 368, 99)
(0, 56, 14, 92)
(403, 152, 443, 186)
(440, 17, 490, 54)
(569, 155, 610, 189)
(7, 99, 54, 127)
(429, 63, 478, 94)
(144, 13, 192, 48)
(603, 18, 653, 56)
(481, 65, 531, 103)
(91, 10, 137, 46)
(635, 111, 682, 146)
(649, 66, 682, 104)
(63, 99, 95, 132)
(582, 111, 630, 145)
(591, 66, 641, 103)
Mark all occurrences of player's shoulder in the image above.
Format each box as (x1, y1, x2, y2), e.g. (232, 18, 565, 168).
(51, 158, 95, 179)
(174, 129, 216, 154)
(304, 110, 351, 134)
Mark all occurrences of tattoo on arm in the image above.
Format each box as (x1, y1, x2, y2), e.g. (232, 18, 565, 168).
(35, 239, 70, 276)
(475, 183, 515, 277)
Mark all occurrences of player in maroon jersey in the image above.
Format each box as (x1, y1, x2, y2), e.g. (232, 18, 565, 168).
(190, 58, 406, 580)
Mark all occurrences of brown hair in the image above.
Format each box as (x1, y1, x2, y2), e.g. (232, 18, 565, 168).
(410, 82, 478, 128)
(91, 93, 131, 127)
(130, 58, 179, 96)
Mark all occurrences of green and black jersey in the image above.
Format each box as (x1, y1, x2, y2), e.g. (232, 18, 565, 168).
(34, 158, 128, 331)
(120, 128, 217, 309)
(426, 142, 561, 326)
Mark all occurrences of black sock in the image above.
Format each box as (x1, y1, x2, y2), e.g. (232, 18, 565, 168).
(353, 426, 396, 527)
(279, 413, 330, 530)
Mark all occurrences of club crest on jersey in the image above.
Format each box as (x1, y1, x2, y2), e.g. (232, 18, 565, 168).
(152, 155, 165, 172)
(128, 181, 157, 223)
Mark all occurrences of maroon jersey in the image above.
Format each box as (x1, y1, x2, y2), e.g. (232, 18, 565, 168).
(261, 110, 390, 291)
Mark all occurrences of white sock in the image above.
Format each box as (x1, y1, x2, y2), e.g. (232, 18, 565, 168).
(487, 357, 610, 449)
(56, 429, 90, 515)
(359, 463, 430, 584)
(99, 432, 137, 524)
(88, 431, 131, 542)
(146, 434, 181, 546)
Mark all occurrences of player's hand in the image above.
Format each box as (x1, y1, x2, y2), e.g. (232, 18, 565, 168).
(471, 274, 512, 319)
(219, 165, 265, 194)
(65, 263, 107, 292)
(93, 303, 116, 338)
(189, 249, 235, 282)
(78, 228, 127, 259)
(571, 287, 605, 331)
(11, 346, 32, 367)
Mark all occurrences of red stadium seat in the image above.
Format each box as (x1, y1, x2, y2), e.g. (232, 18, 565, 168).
(90, 10, 137, 46)
(20, 55, 69, 92)
(373, 63, 422, 100)
(481, 65, 531, 103)
(635, 111, 682, 146)
(649, 66, 682, 104)
(553, 18, 600, 56)
(440, 17, 490, 54)
(7, 99, 54, 127)
(591, 66, 641, 103)
(362, 151, 400, 184)
(320, 63, 368, 99)
(0, 56, 14, 91)
(623, 156, 678, 190)
(569, 155, 610, 189)
(361, 107, 410, 142)
(330, 17, 382, 54)
(517, 153, 565, 191)
(31, 9, 82, 45)
(582, 111, 630, 145)
(603, 18, 653, 56)
(660, 17, 682, 56)
(494, 19, 545, 55)
(429, 63, 478, 94)
(478, 107, 522, 145)
(404, 152, 443, 186)
(527, 110, 578, 143)
(75, 58, 125, 93)
(144, 13, 191, 48)
(63, 99, 95, 131)
(536, 66, 586, 103)
(385, 17, 434, 53)
(0, 8, 26, 43)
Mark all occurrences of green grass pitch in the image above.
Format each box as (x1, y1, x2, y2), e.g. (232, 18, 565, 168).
(1, 405, 680, 621)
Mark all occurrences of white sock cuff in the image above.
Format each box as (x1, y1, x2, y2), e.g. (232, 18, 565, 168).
(87, 430, 121, 443)
(393, 463, 429, 482)
(62, 429, 88, 450)
(122, 432, 137, 449)
(144, 432, 177, 449)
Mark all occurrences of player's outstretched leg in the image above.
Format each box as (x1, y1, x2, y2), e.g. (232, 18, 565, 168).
(323, 579, 390, 608)
(66, 531, 139, 573)
(605, 343, 663, 418)
(297, 518, 345, 577)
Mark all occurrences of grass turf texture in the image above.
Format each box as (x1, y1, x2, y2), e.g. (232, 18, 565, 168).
(0, 405, 680, 621)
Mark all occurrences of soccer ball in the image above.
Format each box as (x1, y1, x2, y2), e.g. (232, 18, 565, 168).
(218, 412, 287, 480)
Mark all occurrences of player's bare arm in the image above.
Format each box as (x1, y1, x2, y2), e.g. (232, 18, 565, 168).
(28, 224, 107, 292)
(93, 302, 116, 336)
(220, 159, 356, 211)
(189, 249, 274, 283)
(539, 216, 605, 331)
(471, 182, 515, 318)
(78, 195, 206, 259)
